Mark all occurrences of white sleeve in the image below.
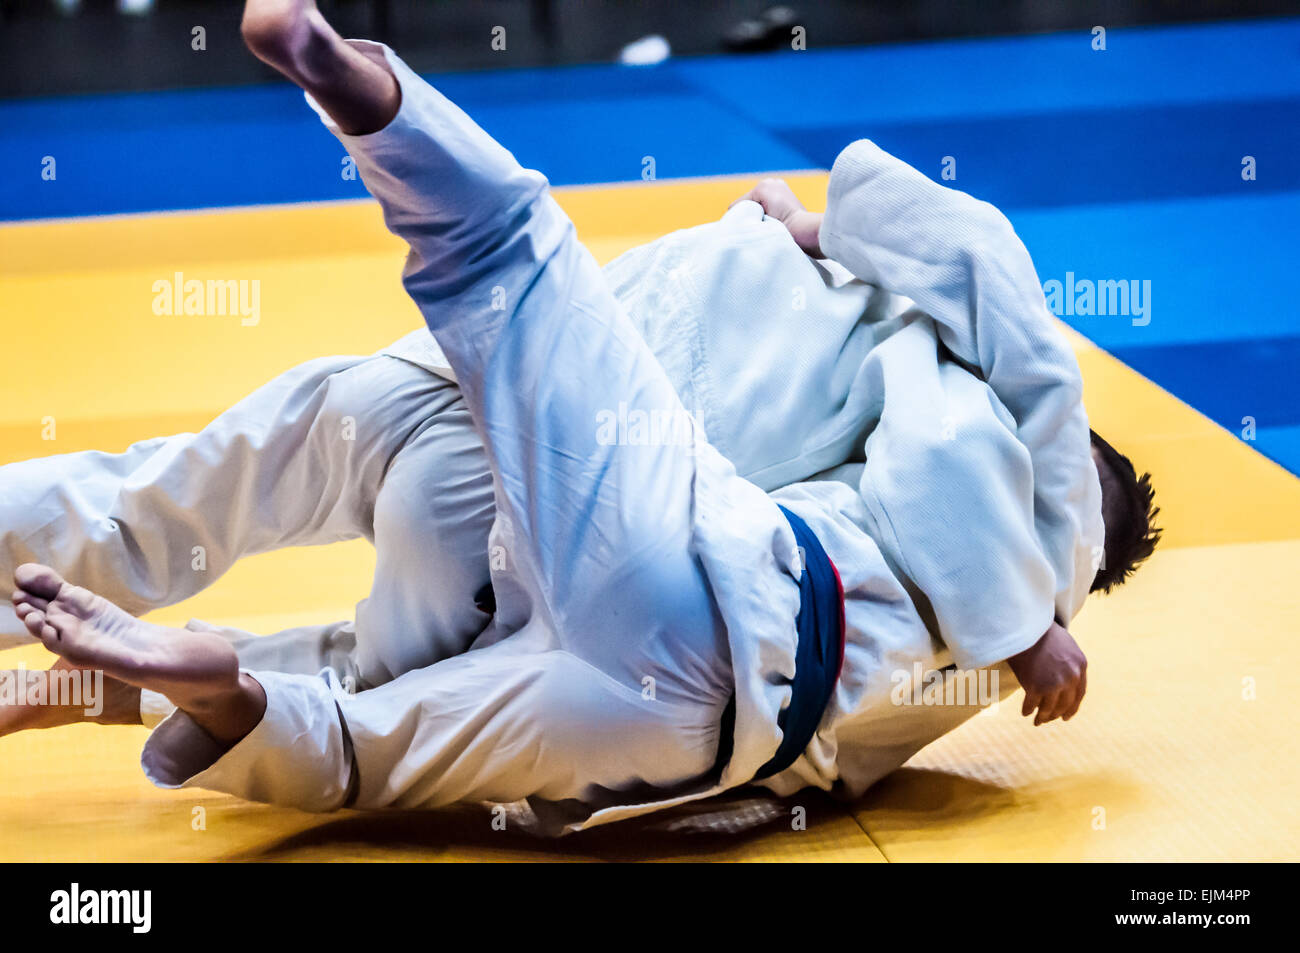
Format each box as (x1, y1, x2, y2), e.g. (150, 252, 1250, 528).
(857, 320, 1056, 671)
(819, 139, 1103, 622)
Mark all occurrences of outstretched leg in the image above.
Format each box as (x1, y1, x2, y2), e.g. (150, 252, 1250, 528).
(3, 348, 495, 704)
(11, 565, 265, 744)
(1, 354, 368, 644)
(236, 1, 737, 678)
(99, 5, 780, 820)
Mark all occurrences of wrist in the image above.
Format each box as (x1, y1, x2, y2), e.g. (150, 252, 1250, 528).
(789, 210, 824, 258)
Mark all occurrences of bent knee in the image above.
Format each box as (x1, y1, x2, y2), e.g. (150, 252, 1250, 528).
(310, 358, 450, 459)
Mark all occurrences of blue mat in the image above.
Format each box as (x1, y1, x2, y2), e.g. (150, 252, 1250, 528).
(2, 17, 1297, 473)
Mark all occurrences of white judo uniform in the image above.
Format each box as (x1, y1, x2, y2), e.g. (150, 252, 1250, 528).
(0, 44, 1102, 833)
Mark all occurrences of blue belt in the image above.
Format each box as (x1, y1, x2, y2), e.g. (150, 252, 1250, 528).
(717, 504, 846, 781)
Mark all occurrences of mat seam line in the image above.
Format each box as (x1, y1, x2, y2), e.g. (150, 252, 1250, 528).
(846, 807, 893, 863)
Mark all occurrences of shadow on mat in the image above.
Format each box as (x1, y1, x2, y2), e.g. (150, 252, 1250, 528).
(856, 765, 1134, 823)
(856, 767, 1021, 821)
(226, 788, 862, 861)
(851, 766, 1139, 860)
(228, 767, 1074, 860)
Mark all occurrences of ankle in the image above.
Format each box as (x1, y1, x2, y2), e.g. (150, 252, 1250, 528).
(182, 672, 267, 745)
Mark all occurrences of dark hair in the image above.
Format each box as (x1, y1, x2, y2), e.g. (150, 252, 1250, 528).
(1089, 430, 1162, 594)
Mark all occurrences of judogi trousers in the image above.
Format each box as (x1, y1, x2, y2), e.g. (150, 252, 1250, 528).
(0, 353, 496, 689)
(129, 43, 800, 827)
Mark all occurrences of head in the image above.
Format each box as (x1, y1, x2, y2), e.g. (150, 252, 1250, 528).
(1089, 430, 1162, 594)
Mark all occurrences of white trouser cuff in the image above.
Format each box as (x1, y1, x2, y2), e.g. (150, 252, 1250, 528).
(140, 669, 353, 812)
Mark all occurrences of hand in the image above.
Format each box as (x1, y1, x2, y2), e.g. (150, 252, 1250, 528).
(1007, 622, 1087, 726)
(731, 177, 824, 258)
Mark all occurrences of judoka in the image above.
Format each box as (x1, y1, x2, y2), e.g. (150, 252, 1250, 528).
(1, 0, 1160, 834)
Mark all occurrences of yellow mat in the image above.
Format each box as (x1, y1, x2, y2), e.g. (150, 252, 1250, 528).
(1, 176, 1296, 861)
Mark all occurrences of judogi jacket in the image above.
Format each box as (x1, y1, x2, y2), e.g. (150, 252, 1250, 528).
(386, 138, 1104, 661)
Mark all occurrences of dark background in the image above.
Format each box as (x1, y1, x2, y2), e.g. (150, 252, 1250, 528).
(1, 0, 1295, 98)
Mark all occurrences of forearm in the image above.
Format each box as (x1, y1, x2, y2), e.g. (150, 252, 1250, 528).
(819, 139, 1083, 421)
(821, 139, 1103, 620)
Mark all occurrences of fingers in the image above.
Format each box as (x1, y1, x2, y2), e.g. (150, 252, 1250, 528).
(730, 178, 802, 220)
(1033, 688, 1064, 726)
(1026, 675, 1087, 726)
(1034, 686, 1066, 722)
(727, 187, 758, 210)
(1063, 667, 1087, 721)
(1021, 690, 1041, 718)
(1049, 663, 1088, 723)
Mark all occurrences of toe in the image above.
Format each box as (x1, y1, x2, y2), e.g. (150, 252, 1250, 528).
(45, 604, 82, 632)
(52, 584, 95, 617)
(19, 608, 64, 645)
(20, 608, 46, 637)
(14, 564, 66, 601)
(11, 589, 49, 612)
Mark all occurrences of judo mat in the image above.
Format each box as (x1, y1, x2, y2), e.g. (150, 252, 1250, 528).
(1, 17, 1297, 861)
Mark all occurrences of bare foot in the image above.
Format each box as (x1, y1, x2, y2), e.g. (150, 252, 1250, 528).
(241, 0, 323, 75)
(11, 564, 239, 715)
(240, 0, 400, 135)
(0, 658, 142, 738)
